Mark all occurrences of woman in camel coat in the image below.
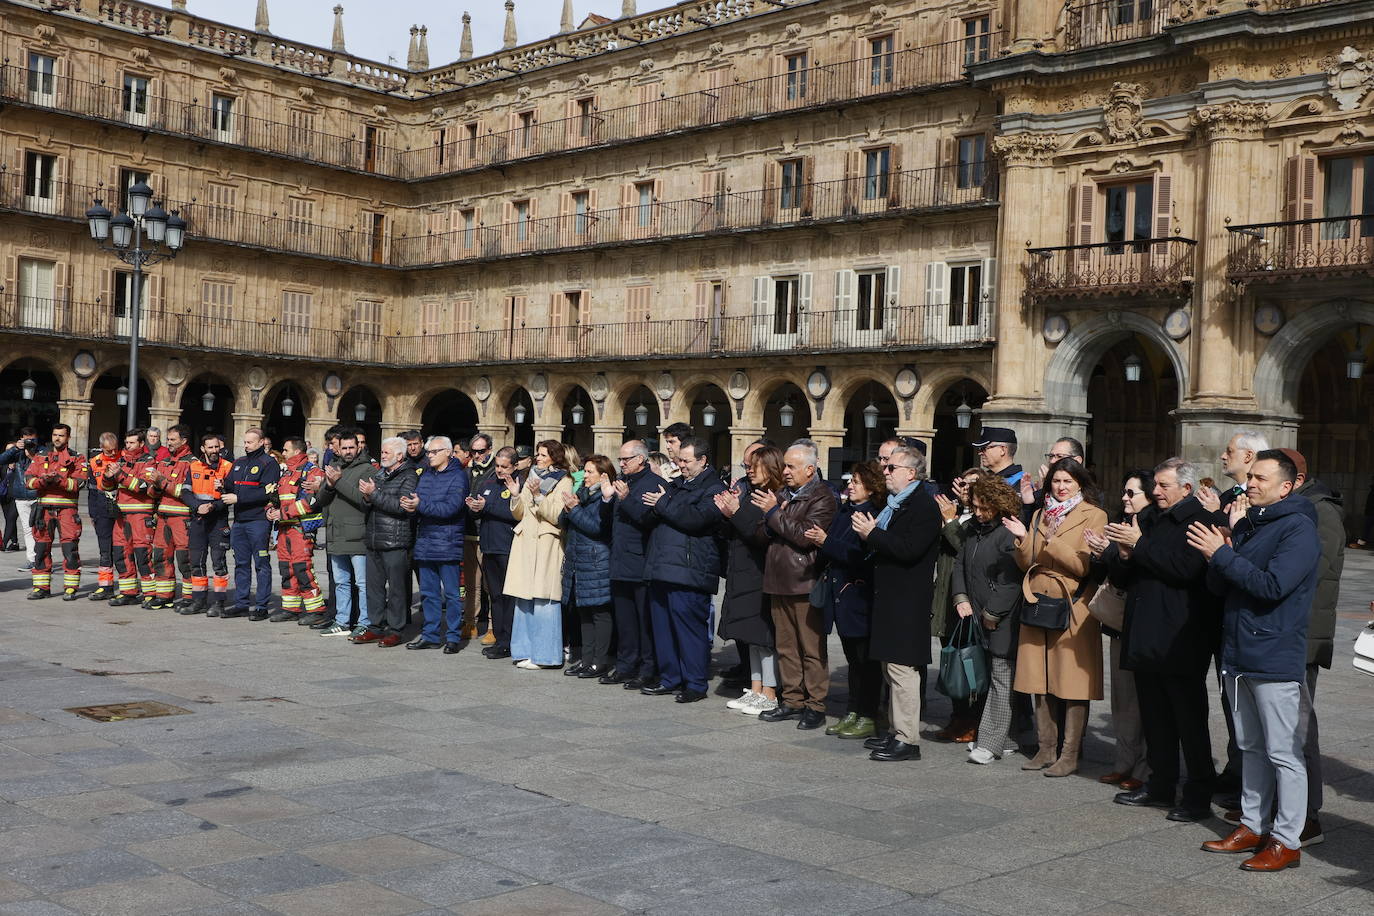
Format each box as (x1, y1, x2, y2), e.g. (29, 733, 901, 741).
(1004, 458, 1107, 778)
(507, 440, 575, 669)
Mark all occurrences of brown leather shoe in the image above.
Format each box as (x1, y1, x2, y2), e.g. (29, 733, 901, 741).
(1118, 777, 1144, 792)
(1099, 771, 1127, 785)
(1201, 824, 1266, 855)
(1240, 838, 1300, 872)
(378, 633, 404, 647)
(350, 630, 382, 644)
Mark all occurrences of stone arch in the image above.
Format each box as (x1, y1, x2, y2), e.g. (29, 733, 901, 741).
(912, 365, 994, 429)
(1253, 298, 1374, 416)
(739, 369, 807, 426)
(1043, 311, 1188, 416)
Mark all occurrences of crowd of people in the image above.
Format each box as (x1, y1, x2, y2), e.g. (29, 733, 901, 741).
(0, 419, 1353, 874)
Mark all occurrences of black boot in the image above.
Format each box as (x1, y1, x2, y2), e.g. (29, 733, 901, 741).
(179, 593, 208, 616)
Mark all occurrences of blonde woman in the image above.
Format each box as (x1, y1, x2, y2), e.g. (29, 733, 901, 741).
(507, 440, 575, 669)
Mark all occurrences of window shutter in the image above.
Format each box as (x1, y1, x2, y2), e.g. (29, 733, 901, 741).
(887, 144, 903, 208)
(885, 265, 901, 309)
(1153, 174, 1172, 239)
(798, 272, 812, 310)
(843, 150, 861, 213)
(1283, 155, 1317, 248)
(694, 280, 711, 320)
(834, 269, 855, 311)
(925, 261, 948, 307)
(54, 261, 67, 309)
(801, 156, 815, 216)
(549, 291, 566, 328)
(762, 162, 778, 223)
(620, 183, 633, 225)
(979, 258, 996, 316)
(579, 289, 592, 327)
(512, 295, 526, 327)
(752, 276, 770, 317)
(3, 257, 15, 312)
(1074, 182, 1096, 261)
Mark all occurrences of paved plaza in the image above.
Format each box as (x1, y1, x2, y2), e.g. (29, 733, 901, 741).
(0, 536, 1371, 916)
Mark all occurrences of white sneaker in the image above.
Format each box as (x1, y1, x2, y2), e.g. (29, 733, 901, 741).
(515, 659, 540, 670)
(726, 690, 758, 710)
(317, 623, 351, 636)
(750, 694, 778, 715)
(967, 747, 998, 765)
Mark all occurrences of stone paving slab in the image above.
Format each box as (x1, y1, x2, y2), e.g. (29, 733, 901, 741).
(0, 541, 1371, 913)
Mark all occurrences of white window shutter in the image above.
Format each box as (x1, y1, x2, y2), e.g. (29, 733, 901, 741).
(752, 276, 770, 316)
(925, 261, 948, 306)
(798, 272, 812, 310)
(834, 269, 854, 311)
(980, 258, 996, 311)
(885, 265, 901, 308)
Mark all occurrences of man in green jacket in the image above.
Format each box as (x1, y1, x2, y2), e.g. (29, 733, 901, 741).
(312, 430, 377, 636)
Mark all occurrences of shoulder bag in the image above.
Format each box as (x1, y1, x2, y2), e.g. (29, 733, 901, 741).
(1355, 622, 1374, 678)
(1019, 512, 1083, 631)
(936, 615, 990, 701)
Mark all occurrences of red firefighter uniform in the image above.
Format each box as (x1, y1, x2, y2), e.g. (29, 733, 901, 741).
(87, 449, 121, 597)
(187, 454, 232, 611)
(99, 445, 160, 602)
(150, 443, 194, 608)
(25, 446, 88, 598)
(273, 452, 326, 616)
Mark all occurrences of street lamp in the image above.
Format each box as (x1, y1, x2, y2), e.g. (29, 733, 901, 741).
(201, 390, 215, 412)
(20, 372, 35, 401)
(87, 183, 189, 432)
(513, 403, 527, 425)
(634, 401, 649, 427)
(1123, 353, 1143, 383)
(702, 401, 717, 427)
(1349, 328, 1366, 380)
(955, 398, 973, 430)
(778, 398, 795, 428)
(862, 401, 879, 430)
(281, 392, 295, 417)
(570, 399, 586, 425)
(354, 402, 367, 422)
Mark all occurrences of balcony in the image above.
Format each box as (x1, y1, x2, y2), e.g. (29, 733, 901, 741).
(1025, 237, 1196, 301)
(0, 295, 993, 369)
(1063, 0, 1171, 50)
(1226, 215, 1374, 282)
(393, 163, 1000, 267)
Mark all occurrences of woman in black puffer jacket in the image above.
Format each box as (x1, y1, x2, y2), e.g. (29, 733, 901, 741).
(561, 455, 616, 679)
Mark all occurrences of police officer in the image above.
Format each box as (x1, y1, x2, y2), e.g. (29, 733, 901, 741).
(86, 432, 121, 601)
(148, 424, 194, 609)
(25, 423, 88, 600)
(182, 434, 232, 616)
(265, 436, 326, 623)
(221, 427, 281, 620)
(100, 429, 159, 605)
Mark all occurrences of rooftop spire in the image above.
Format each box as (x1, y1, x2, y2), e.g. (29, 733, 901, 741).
(502, 0, 517, 50)
(416, 25, 429, 70)
(254, 0, 270, 33)
(621, 0, 635, 17)
(330, 5, 345, 53)
(406, 24, 419, 70)
(560, 0, 574, 34)
(459, 12, 473, 60)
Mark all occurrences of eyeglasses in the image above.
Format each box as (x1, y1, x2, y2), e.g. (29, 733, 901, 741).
(471, 446, 490, 455)
(425, 448, 449, 455)
(1122, 488, 1138, 498)
(976, 444, 1004, 453)
(882, 463, 916, 473)
(1045, 453, 1073, 462)
(618, 455, 643, 464)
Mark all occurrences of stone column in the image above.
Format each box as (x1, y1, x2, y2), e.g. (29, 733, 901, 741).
(483, 423, 513, 448)
(56, 399, 94, 453)
(531, 424, 562, 445)
(591, 424, 624, 457)
(147, 406, 181, 438)
(805, 427, 847, 480)
(228, 412, 262, 451)
(894, 425, 936, 457)
(304, 416, 335, 454)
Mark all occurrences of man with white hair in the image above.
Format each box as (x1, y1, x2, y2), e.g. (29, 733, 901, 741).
(1213, 430, 1271, 515)
(405, 435, 470, 652)
(352, 436, 417, 647)
(755, 438, 837, 730)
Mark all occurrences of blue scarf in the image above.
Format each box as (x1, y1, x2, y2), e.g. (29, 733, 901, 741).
(875, 480, 918, 530)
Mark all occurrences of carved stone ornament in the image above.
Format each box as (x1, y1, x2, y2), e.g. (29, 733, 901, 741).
(1042, 314, 1070, 344)
(516, 85, 532, 101)
(218, 67, 239, 84)
(529, 373, 549, 400)
(322, 373, 344, 398)
(588, 373, 609, 402)
(708, 41, 724, 57)
(463, 98, 479, 114)
(1104, 82, 1145, 142)
(654, 371, 675, 401)
(297, 86, 315, 101)
(1253, 304, 1284, 336)
(1328, 46, 1374, 112)
(1339, 118, 1370, 145)
(1189, 100, 1270, 138)
(784, 22, 803, 40)
(130, 47, 151, 65)
(1163, 308, 1191, 341)
(431, 106, 446, 119)
(33, 23, 56, 43)
(869, 4, 889, 21)
(474, 376, 492, 401)
(164, 359, 189, 386)
(372, 104, 389, 117)
(246, 367, 267, 391)
(990, 132, 1060, 165)
(577, 72, 593, 87)
(638, 58, 655, 72)
(727, 370, 750, 401)
(72, 351, 97, 379)
(893, 367, 919, 400)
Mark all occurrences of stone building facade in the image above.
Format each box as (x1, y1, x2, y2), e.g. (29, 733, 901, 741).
(0, 0, 1370, 518)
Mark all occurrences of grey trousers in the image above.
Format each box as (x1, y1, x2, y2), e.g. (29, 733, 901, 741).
(1109, 637, 1149, 779)
(884, 662, 923, 744)
(975, 655, 1017, 757)
(1225, 674, 1308, 850)
(1303, 664, 1323, 816)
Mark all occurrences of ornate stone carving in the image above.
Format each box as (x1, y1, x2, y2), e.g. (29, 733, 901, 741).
(1104, 82, 1145, 142)
(218, 66, 238, 83)
(1339, 118, 1369, 145)
(1189, 100, 1270, 138)
(516, 85, 532, 101)
(130, 47, 151, 65)
(638, 58, 655, 72)
(577, 72, 593, 87)
(297, 85, 315, 101)
(708, 41, 724, 57)
(990, 132, 1060, 165)
(869, 4, 888, 21)
(431, 106, 445, 119)
(33, 23, 56, 43)
(1328, 46, 1374, 112)
(785, 22, 803, 40)
(371, 104, 388, 117)
(463, 98, 479, 114)
(28, 231, 52, 249)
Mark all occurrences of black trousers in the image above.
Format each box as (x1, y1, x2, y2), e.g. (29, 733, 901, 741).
(1138, 662, 1216, 807)
(1, 496, 17, 548)
(92, 512, 115, 567)
(579, 602, 613, 667)
(840, 634, 883, 719)
(611, 580, 656, 680)
(367, 548, 411, 635)
(480, 551, 513, 649)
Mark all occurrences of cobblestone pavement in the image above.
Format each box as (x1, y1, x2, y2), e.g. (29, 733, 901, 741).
(0, 535, 1370, 915)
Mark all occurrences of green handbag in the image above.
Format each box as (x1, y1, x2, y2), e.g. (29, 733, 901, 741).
(936, 615, 990, 701)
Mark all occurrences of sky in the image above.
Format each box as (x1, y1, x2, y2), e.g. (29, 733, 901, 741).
(142, 0, 651, 69)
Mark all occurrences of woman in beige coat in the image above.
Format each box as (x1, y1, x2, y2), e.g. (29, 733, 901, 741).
(507, 440, 575, 669)
(1003, 459, 1107, 777)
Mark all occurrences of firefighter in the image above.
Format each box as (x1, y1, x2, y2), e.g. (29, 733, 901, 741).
(148, 423, 194, 610)
(86, 432, 121, 602)
(221, 426, 281, 620)
(182, 433, 232, 616)
(24, 423, 88, 600)
(265, 436, 326, 623)
(99, 429, 159, 606)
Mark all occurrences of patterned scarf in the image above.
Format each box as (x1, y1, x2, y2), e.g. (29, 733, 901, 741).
(1043, 493, 1083, 533)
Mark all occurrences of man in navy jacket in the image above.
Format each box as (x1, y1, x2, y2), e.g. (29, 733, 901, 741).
(606, 439, 665, 687)
(467, 446, 523, 659)
(1187, 449, 1318, 872)
(220, 427, 282, 619)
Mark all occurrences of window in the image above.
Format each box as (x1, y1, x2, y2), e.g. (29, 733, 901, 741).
(434, 127, 447, 166)
(113, 270, 147, 320)
(516, 110, 534, 149)
(288, 109, 315, 148)
(1103, 180, 1153, 252)
(27, 52, 55, 104)
(460, 208, 476, 249)
(575, 98, 595, 139)
(785, 52, 808, 101)
(856, 270, 886, 330)
(281, 290, 312, 336)
(956, 135, 987, 189)
(869, 34, 894, 87)
(421, 299, 441, 336)
(773, 276, 799, 334)
(635, 181, 654, 228)
(1320, 154, 1374, 239)
(119, 168, 150, 213)
(863, 147, 891, 200)
(122, 74, 148, 124)
(572, 191, 590, 236)
(369, 213, 386, 264)
(210, 94, 234, 139)
(353, 299, 382, 337)
(464, 122, 479, 158)
(948, 263, 983, 326)
(963, 16, 992, 66)
(205, 182, 236, 230)
(18, 258, 55, 327)
(201, 279, 234, 322)
(1111, 0, 1154, 26)
(512, 199, 530, 241)
(364, 126, 382, 171)
(562, 290, 583, 327)
(287, 197, 315, 237)
(626, 285, 652, 325)
(23, 151, 56, 212)
(780, 159, 805, 211)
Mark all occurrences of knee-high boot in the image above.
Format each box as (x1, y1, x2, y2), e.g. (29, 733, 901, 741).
(1022, 694, 1060, 770)
(1045, 699, 1088, 777)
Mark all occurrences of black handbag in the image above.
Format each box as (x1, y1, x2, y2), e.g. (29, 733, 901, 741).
(1019, 512, 1084, 631)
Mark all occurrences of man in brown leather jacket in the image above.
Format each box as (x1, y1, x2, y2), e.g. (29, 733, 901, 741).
(755, 439, 837, 730)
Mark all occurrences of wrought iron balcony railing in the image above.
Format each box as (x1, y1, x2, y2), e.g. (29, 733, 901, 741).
(0, 295, 994, 368)
(1226, 215, 1374, 281)
(1025, 237, 1196, 299)
(1063, 0, 1171, 50)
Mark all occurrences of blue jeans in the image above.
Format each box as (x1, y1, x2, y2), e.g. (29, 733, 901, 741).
(417, 560, 463, 644)
(511, 598, 562, 665)
(330, 554, 368, 627)
(648, 582, 713, 694)
(230, 518, 272, 609)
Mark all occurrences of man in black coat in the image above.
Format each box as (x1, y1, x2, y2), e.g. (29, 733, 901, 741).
(1105, 457, 1216, 822)
(853, 446, 942, 762)
(466, 446, 523, 659)
(606, 439, 665, 687)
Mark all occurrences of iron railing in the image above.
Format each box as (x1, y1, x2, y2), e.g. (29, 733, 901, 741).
(1063, 0, 1170, 50)
(1025, 237, 1196, 298)
(0, 295, 993, 368)
(1227, 215, 1374, 280)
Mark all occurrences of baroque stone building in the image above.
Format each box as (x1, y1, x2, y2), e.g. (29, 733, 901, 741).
(0, 0, 1370, 521)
